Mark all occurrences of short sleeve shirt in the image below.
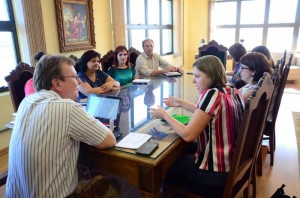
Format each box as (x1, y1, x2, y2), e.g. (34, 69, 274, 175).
(77, 70, 109, 99)
(194, 87, 244, 173)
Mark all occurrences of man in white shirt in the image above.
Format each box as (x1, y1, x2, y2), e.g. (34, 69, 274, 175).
(6, 55, 116, 197)
(135, 39, 183, 77)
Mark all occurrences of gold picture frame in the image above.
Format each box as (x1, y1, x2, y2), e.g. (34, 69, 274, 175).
(55, 0, 95, 52)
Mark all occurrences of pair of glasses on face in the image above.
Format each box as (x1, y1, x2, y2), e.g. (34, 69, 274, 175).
(240, 64, 250, 70)
(60, 76, 80, 80)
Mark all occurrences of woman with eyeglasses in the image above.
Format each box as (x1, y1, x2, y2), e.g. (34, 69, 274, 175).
(238, 52, 272, 102)
(77, 50, 120, 100)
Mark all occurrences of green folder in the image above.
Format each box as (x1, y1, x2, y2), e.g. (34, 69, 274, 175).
(161, 114, 191, 125)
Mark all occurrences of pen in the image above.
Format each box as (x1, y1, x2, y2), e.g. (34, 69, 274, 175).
(116, 132, 123, 140)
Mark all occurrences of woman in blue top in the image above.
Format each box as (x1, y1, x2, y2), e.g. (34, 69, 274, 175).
(77, 50, 120, 100)
(108, 45, 137, 86)
(226, 43, 247, 89)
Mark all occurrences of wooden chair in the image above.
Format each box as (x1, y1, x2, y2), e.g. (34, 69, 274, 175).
(69, 54, 81, 73)
(100, 50, 115, 73)
(165, 73, 274, 198)
(195, 40, 228, 69)
(257, 54, 293, 174)
(128, 47, 141, 66)
(279, 50, 287, 75)
(5, 62, 34, 112)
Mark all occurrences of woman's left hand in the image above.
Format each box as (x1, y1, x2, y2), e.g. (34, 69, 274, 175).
(149, 105, 166, 119)
(101, 81, 114, 91)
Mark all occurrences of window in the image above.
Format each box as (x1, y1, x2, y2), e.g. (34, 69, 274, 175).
(0, 0, 20, 92)
(125, 0, 173, 55)
(211, 0, 300, 53)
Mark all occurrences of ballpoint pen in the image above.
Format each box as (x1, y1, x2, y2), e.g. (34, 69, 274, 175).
(116, 132, 124, 140)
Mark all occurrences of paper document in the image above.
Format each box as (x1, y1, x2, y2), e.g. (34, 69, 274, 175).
(116, 133, 152, 149)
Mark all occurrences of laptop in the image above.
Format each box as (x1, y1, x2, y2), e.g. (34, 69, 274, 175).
(86, 94, 123, 134)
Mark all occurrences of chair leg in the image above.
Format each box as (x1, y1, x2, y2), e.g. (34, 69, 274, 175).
(269, 129, 275, 166)
(256, 148, 263, 176)
(251, 165, 257, 198)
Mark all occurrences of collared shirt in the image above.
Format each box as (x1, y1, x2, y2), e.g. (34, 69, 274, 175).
(135, 52, 170, 77)
(195, 87, 244, 172)
(6, 90, 111, 198)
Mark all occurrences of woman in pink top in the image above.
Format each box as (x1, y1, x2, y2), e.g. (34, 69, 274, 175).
(24, 51, 45, 96)
(24, 78, 35, 96)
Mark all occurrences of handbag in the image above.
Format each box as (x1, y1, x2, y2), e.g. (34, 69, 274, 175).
(270, 184, 296, 198)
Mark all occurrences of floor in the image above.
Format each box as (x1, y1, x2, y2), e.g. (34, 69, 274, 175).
(1, 82, 300, 197)
(256, 81, 300, 197)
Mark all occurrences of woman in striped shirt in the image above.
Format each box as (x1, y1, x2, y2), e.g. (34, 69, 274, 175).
(150, 55, 244, 193)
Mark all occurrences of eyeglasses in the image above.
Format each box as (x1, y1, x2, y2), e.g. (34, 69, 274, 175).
(240, 64, 250, 70)
(241, 67, 250, 70)
(61, 75, 80, 80)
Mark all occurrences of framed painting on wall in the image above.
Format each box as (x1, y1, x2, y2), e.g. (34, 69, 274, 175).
(55, 0, 95, 52)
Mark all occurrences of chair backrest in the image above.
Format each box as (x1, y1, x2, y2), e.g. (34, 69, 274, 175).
(266, 63, 280, 121)
(69, 54, 81, 73)
(101, 50, 115, 73)
(266, 54, 292, 125)
(5, 62, 34, 112)
(128, 47, 141, 67)
(195, 40, 228, 68)
(223, 73, 274, 197)
(279, 50, 287, 75)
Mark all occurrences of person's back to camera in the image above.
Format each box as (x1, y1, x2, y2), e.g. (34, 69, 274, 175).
(6, 54, 117, 197)
(251, 45, 275, 69)
(226, 43, 247, 89)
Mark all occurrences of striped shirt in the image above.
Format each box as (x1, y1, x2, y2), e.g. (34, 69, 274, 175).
(194, 87, 244, 172)
(6, 90, 111, 197)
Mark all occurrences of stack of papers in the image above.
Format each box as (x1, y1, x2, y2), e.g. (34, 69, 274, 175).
(163, 72, 182, 77)
(116, 133, 152, 149)
(132, 79, 150, 85)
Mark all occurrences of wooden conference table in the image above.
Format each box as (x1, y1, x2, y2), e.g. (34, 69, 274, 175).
(78, 74, 197, 197)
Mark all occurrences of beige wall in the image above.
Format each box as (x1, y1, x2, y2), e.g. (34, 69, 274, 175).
(183, 0, 209, 70)
(0, 93, 14, 130)
(41, 0, 113, 57)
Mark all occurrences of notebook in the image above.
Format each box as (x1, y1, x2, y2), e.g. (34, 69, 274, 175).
(86, 94, 123, 131)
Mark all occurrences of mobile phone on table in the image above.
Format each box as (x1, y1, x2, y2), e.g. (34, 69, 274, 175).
(136, 141, 159, 156)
